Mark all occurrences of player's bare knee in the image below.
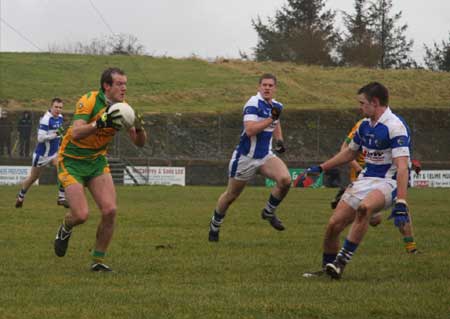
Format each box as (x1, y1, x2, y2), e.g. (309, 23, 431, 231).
(73, 209, 89, 224)
(369, 213, 382, 227)
(101, 206, 117, 220)
(356, 204, 371, 221)
(226, 191, 241, 204)
(326, 217, 345, 237)
(277, 175, 291, 190)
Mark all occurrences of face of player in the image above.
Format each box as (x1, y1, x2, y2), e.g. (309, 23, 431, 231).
(258, 78, 276, 102)
(50, 102, 63, 118)
(357, 93, 376, 118)
(104, 73, 127, 103)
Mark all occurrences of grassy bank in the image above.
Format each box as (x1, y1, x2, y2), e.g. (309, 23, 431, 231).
(1, 52, 450, 113)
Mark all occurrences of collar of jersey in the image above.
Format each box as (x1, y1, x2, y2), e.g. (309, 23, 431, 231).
(256, 92, 274, 107)
(370, 106, 392, 127)
(97, 89, 107, 106)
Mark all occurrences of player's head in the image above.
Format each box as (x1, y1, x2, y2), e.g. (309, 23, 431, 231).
(101, 67, 127, 103)
(50, 97, 63, 117)
(258, 73, 277, 101)
(357, 82, 389, 117)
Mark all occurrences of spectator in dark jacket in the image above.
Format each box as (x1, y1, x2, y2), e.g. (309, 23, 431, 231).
(17, 111, 33, 157)
(0, 110, 13, 157)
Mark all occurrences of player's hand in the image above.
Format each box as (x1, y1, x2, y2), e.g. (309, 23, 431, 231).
(388, 199, 410, 228)
(271, 105, 282, 120)
(306, 165, 323, 175)
(412, 159, 422, 175)
(96, 110, 123, 130)
(134, 111, 145, 131)
(274, 140, 286, 154)
(56, 126, 65, 137)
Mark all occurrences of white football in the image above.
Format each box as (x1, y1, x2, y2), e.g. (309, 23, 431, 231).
(108, 102, 135, 129)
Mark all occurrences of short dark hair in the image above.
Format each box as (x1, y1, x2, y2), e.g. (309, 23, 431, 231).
(357, 82, 389, 106)
(259, 73, 277, 85)
(100, 67, 126, 92)
(51, 97, 63, 105)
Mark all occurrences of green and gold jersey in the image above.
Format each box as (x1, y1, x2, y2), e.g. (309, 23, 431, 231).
(59, 90, 116, 160)
(345, 119, 366, 181)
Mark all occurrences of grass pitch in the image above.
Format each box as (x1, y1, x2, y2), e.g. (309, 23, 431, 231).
(0, 185, 449, 319)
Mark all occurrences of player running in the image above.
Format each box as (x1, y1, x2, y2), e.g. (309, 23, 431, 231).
(208, 73, 291, 242)
(15, 98, 68, 208)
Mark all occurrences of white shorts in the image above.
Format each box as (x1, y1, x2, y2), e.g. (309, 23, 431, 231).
(228, 150, 275, 181)
(341, 177, 397, 211)
(32, 153, 57, 167)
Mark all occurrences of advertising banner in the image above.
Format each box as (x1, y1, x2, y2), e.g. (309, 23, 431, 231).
(0, 166, 33, 185)
(410, 170, 450, 188)
(124, 166, 185, 186)
(266, 168, 323, 188)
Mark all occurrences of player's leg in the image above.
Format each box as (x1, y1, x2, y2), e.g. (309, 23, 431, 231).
(86, 173, 117, 271)
(398, 215, 419, 253)
(259, 156, 291, 231)
(54, 158, 90, 257)
(51, 157, 69, 208)
(303, 200, 355, 278)
(15, 165, 43, 208)
(54, 183, 89, 257)
(209, 177, 247, 242)
(331, 187, 346, 209)
(326, 189, 385, 279)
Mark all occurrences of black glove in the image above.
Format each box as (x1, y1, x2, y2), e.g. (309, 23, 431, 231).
(96, 109, 123, 130)
(134, 111, 145, 131)
(56, 126, 65, 137)
(412, 159, 422, 175)
(271, 105, 282, 120)
(274, 140, 286, 154)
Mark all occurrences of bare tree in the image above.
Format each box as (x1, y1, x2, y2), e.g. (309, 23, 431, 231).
(49, 34, 145, 56)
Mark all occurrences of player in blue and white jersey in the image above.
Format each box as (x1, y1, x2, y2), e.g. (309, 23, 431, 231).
(303, 82, 412, 279)
(15, 98, 67, 208)
(208, 74, 291, 242)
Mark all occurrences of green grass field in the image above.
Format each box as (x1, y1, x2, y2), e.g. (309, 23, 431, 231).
(0, 185, 449, 318)
(1, 53, 450, 113)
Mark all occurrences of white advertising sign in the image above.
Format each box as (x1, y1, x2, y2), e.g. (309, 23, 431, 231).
(410, 170, 450, 188)
(0, 166, 33, 185)
(124, 166, 185, 186)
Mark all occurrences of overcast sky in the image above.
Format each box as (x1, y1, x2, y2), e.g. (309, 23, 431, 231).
(1, 0, 449, 64)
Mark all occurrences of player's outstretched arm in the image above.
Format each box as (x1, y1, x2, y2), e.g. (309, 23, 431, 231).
(321, 147, 359, 171)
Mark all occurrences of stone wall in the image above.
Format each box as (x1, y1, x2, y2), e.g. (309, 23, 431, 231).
(1, 108, 449, 186)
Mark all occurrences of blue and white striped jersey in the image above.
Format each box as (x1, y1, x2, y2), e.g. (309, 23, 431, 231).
(349, 107, 410, 179)
(35, 111, 63, 157)
(236, 92, 283, 159)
